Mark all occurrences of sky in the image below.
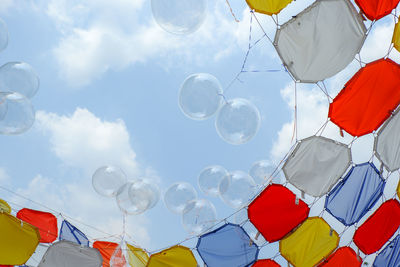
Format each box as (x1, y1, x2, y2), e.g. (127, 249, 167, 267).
(0, 0, 400, 266)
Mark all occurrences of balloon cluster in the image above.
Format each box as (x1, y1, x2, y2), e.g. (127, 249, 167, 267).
(92, 166, 160, 215)
(0, 19, 39, 135)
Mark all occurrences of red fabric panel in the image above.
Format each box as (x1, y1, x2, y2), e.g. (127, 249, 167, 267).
(93, 241, 126, 267)
(16, 208, 58, 243)
(355, 0, 400, 20)
(353, 200, 400, 254)
(318, 247, 362, 267)
(253, 259, 281, 267)
(248, 184, 310, 243)
(329, 58, 400, 137)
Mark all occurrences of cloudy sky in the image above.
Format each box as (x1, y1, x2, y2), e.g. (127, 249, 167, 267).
(0, 0, 399, 265)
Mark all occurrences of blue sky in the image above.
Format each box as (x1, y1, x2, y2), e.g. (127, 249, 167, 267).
(1, 0, 400, 265)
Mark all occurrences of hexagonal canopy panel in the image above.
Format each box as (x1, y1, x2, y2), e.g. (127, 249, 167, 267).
(283, 136, 351, 197)
(248, 184, 309, 242)
(280, 217, 339, 267)
(355, 0, 400, 20)
(147, 245, 197, 267)
(246, 0, 293, 16)
(373, 234, 400, 267)
(329, 58, 400, 137)
(253, 259, 280, 267)
(274, 0, 366, 83)
(319, 247, 362, 267)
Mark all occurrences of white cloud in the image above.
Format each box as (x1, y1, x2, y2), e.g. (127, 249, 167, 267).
(0, 0, 13, 13)
(0, 167, 9, 183)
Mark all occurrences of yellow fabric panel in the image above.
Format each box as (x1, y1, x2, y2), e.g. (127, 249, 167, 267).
(397, 180, 400, 199)
(280, 217, 339, 267)
(392, 21, 400, 52)
(127, 243, 149, 267)
(0, 213, 40, 265)
(146, 246, 197, 267)
(246, 0, 293, 15)
(0, 199, 11, 214)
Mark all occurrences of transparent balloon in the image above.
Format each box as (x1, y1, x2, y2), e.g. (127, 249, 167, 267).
(219, 170, 257, 209)
(129, 179, 160, 210)
(0, 92, 34, 135)
(182, 199, 217, 235)
(110, 242, 127, 267)
(164, 182, 197, 214)
(0, 62, 39, 98)
(151, 0, 207, 35)
(179, 73, 223, 120)
(198, 165, 228, 196)
(0, 19, 8, 53)
(215, 98, 261, 145)
(116, 182, 151, 215)
(249, 160, 283, 185)
(92, 166, 127, 197)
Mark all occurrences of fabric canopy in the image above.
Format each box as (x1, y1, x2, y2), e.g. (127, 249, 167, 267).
(127, 244, 148, 267)
(325, 163, 385, 226)
(252, 259, 280, 267)
(248, 184, 309, 242)
(373, 234, 400, 267)
(16, 208, 58, 243)
(280, 217, 339, 267)
(398, 181, 400, 199)
(318, 247, 362, 267)
(59, 220, 89, 247)
(0, 199, 11, 214)
(329, 58, 400, 137)
(375, 109, 400, 172)
(274, 0, 366, 83)
(38, 241, 102, 267)
(355, 0, 400, 20)
(109, 243, 126, 267)
(147, 246, 197, 267)
(393, 21, 400, 52)
(0, 213, 40, 265)
(353, 200, 400, 254)
(283, 136, 351, 197)
(246, 0, 293, 15)
(93, 241, 120, 267)
(197, 223, 259, 267)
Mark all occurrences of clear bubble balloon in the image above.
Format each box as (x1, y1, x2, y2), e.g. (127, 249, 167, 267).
(92, 166, 127, 197)
(164, 182, 197, 214)
(219, 170, 257, 209)
(116, 182, 150, 215)
(0, 19, 8, 53)
(129, 179, 160, 210)
(249, 160, 282, 185)
(215, 98, 261, 145)
(0, 62, 39, 98)
(182, 199, 217, 235)
(0, 92, 34, 135)
(151, 0, 207, 35)
(179, 73, 223, 120)
(110, 242, 126, 267)
(198, 165, 228, 196)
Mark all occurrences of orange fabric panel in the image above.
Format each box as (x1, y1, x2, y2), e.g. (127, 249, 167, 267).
(355, 0, 400, 20)
(318, 247, 362, 267)
(253, 259, 281, 267)
(16, 208, 58, 243)
(93, 241, 121, 267)
(329, 58, 400, 137)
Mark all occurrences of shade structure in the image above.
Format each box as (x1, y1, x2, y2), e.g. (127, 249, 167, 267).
(398, 181, 400, 199)
(248, 184, 309, 242)
(147, 245, 197, 267)
(325, 163, 385, 226)
(393, 21, 400, 52)
(355, 0, 400, 20)
(246, 0, 293, 15)
(93, 241, 119, 267)
(280, 217, 339, 267)
(109, 243, 126, 267)
(252, 259, 280, 267)
(127, 244, 148, 267)
(16, 208, 58, 243)
(353, 199, 400, 254)
(59, 220, 89, 246)
(38, 241, 102, 267)
(283, 136, 351, 197)
(318, 247, 362, 267)
(329, 58, 400, 137)
(0, 199, 11, 214)
(0, 212, 40, 265)
(373, 234, 400, 267)
(197, 223, 259, 267)
(274, 0, 366, 83)
(375, 109, 400, 172)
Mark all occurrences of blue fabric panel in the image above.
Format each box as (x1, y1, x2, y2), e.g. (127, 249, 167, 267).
(196, 223, 258, 267)
(59, 219, 89, 246)
(325, 162, 385, 226)
(374, 234, 400, 267)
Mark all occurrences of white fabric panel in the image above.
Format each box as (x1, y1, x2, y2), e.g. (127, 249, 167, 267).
(283, 136, 351, 197)
(376, 110, 400, 172)
(38, 241, 102, 267)
(274, 0, 366, 83)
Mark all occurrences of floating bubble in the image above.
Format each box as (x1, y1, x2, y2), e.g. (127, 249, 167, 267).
(110, 242, 126, 267)
(215, 98, 261, 145)
(219, 170, 257, 209)
(0, 19, 8, 53)
(182, 199, 217, 235)
(92, 166, 127, 197)
(0, 92, 34, 135)
(129, 179, 160, 210)
(164, 182, 197, 214)
(179, 73, 222, 120)
(151, 0, 207, 35)
(198, 165, 228, 196)
(249, 160, 282, 185)
(0, 62, 39, 98)
(116, 182, 150, 215)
